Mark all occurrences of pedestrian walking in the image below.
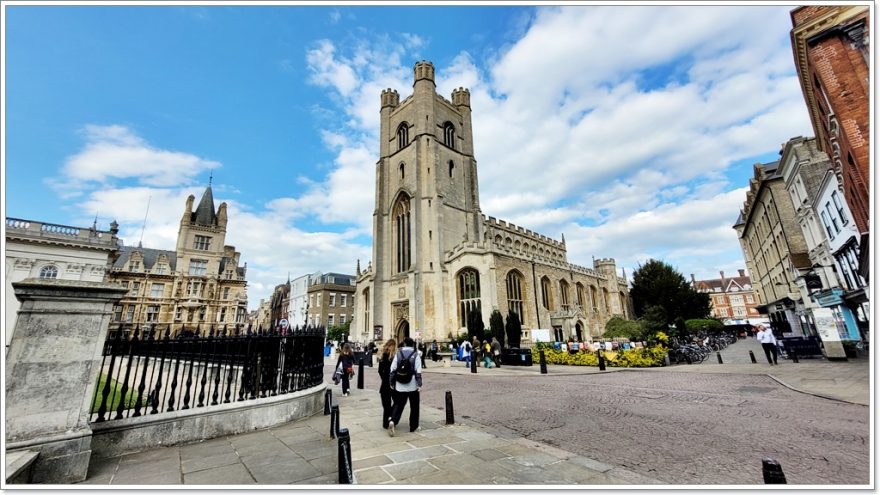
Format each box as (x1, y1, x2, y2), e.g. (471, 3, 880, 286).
(388, 337, 422, 436)
(756, 325, 779, 365)
(430, 339, 439, 362)
(334, 342, 357, 396)
(451, 341, 458, 362)
(482, 340, 494, 368)
(418, 341, 427, 368)
(491, 337, 502, 367)
(460, 340, 472, 367)
(377, 338, 397, 429)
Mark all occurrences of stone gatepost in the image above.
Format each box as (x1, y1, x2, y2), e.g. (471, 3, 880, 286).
(5, 279, 126, 484)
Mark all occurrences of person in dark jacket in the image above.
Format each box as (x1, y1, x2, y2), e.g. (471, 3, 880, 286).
(377, 338, 397, 429)
(388, 337, 423, 436)
(334, 342, 356, 396)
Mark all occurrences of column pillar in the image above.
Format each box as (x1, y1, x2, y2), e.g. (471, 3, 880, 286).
(5, 279, 126, 483)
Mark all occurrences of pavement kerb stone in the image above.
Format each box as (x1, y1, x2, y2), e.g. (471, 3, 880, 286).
(763, 373, 865, 406)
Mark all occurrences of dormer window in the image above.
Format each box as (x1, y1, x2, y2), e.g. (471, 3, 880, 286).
(443, 122, 455, 149)
(397, 123, 409, 150)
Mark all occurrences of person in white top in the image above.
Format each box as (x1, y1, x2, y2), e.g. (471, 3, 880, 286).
(387, 337, 423, 436)
(755, 325, 778, 365)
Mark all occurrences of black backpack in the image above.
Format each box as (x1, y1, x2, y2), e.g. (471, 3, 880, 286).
(395, 350, 416, 384)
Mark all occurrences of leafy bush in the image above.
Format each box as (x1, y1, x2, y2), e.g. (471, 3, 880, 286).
(604, 317, 646, 340)
(531, 345, 666, 368)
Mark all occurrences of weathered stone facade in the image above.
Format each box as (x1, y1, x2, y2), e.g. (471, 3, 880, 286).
(355, 61, 631, 345)
(105, 185, 248, 336)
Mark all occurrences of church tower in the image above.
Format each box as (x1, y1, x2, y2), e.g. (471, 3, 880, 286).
(360, 61, 482, 342)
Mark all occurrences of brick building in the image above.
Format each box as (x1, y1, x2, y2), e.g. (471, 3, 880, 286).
(790, 6, 870, 280)
(307, 273, 356, 330)
(691, 270, 762, 323)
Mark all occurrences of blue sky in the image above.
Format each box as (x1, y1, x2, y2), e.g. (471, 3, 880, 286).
(3, 4, 814, 310)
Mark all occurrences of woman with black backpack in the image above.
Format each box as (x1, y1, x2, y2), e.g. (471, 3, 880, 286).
(377, 338, 397, 429)
(387, 337, 422, 436)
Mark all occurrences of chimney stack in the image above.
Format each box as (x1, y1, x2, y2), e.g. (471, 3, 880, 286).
(738, 269, 746, 277)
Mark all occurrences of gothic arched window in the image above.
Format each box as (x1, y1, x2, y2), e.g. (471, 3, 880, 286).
(448, 160, 455, 178)
(576, 283, 586, 309)
(394, 195, 412, 273)
(399, 162, 405, 180)
(559, 280, 570, 311)
(506, 270, 524, 321)
(397, 122, 409, 150)
(541, 276, 553, 310)
(458, 268, 481, 328)
(39, 264, 58, 279)
(443, 122, 455, 149)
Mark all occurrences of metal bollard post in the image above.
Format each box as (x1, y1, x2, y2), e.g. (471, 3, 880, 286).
(445, 391, 455, 425)
(470, 350, 477, 373)
(749, 350, 757, 363)
(762, 458, 787, 484)
(324, 389, 332, 415)
(597, 351, 606, 371)
(717, 352, 723, 364)
(337, 428, 354, 484)
(539, 349, 548, 374)
(357, 358, 365, 389)
(791, 349, 798, 363)
(664, 353, 670, 367)
(330, 405, 340, 439)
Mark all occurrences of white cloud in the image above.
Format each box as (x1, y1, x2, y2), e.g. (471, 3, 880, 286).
(59, 124, 220, 192)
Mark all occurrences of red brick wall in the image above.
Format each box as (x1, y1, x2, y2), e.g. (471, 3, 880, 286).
(807, 30, 870, 233)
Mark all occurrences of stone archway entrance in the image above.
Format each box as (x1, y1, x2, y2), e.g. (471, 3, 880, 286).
(575, 322, 583, 342)
(395, 319, 410, 342)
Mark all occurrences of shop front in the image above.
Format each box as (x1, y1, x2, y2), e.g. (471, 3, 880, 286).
(812, 288, 860, 341)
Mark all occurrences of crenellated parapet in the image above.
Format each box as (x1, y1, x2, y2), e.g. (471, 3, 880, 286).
(413, 60, 435, 84)
(451, 87, 470, 108)
(381, 88, 400, 109)
(484, 215, 565, 250)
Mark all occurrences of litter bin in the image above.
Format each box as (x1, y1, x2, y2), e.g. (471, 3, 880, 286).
(502, 348, 533, 366)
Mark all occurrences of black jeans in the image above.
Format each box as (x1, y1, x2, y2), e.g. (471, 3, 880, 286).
(380, 385, 394, 428)
(390, 389, 420, 432)
(341, 371, 351, 394)
(761, 342, 778, 364)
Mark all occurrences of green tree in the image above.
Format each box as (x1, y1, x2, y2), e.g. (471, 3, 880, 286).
(630, 259, 711, 324)
(505, 311, 522, 348)
(604, 316, 646, 340)
(490, 310, 506, 347)
(326, 321, 350, 343)
(642, 305, 670, 335)
(685, 318, 725, 334)
(466, 310, 484, 343)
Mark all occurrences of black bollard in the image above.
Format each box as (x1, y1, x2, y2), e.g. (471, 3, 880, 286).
(324, 389, 332, 415)
(597, 351, 606, 371)
(749, 350, 757, 363)
(539, 349, 548, 374)
(717, 352, 723, 364)
(445, 390, 455, 425)
(330, 404, 340, 439)
(790, 349, 798, 363)
(357, 358, 365, 389)
(337, 428, 354, 484)
(762, 458, 787, 484)
(470, 350, 477, 373)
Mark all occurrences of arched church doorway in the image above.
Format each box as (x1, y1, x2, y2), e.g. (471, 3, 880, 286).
(575, 322, 583, 342)
(395, 320, 410, 343)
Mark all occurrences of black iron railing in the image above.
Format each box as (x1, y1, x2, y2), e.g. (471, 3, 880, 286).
(90, 324, 326, 423)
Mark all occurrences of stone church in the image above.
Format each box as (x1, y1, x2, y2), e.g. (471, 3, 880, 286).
(354, 61, 631, 344)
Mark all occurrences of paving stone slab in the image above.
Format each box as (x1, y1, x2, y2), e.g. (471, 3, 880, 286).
(86, 457, 119, 478)
(445, 437, 512, 454)
(353, 454, 392, 471)
(471, 448, 510, 462)
(183, 463, 255, 485)
(354, 466, 394, 485)
(386, 444, 454, 463)
(286, 439, 337, 461)
(351, 443, 415, 461)
(406, 434, 467, 448)
(112, 469, 183, 485)
(567, 455, 615, 473)
(118, 447, 180, 465)
(179, 439, 236, 460)
(181, 452, 241, 474)
(426, 453, 513, 480)
(240, 451, 303, 470)
(382, 460, 439, 481)
(247, 458, 322, 484)
(605, 467, 662, 485)
(307, 454, 338, 476)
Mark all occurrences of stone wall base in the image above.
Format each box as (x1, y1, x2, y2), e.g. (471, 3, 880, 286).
(90, 384, 325, 459)
(6, 429, 93, 484)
